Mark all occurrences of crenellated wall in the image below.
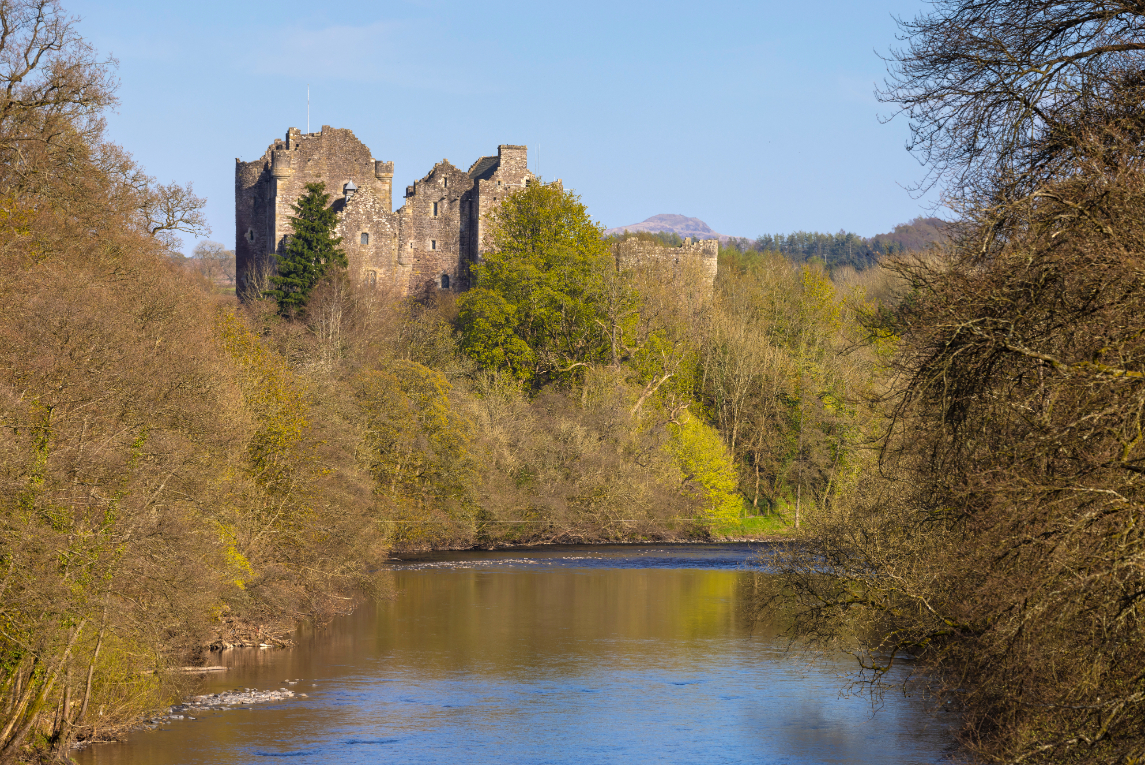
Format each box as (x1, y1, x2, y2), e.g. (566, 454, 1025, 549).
(236, 129, 718, 299)
(613, 237, 719, 288)
(236, 129, 539, 297)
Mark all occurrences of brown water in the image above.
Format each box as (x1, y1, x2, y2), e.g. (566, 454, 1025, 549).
(76, 545, 957, 764)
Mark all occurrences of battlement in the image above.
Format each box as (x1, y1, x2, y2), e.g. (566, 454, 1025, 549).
(613, 236, 719, 288)
(236, 128, 716, 299)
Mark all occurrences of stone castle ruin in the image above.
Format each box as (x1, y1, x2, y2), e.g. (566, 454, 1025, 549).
(612, 236, 718, 286)
(235, 126, 717, 297)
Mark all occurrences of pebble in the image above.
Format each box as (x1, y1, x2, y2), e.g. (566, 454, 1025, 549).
(174, 687, 297, 714)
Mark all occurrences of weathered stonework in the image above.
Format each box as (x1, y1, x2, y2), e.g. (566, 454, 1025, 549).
(613, 237, 719, 286)
(236, 127, 719, 298)
(235, 127, 535, 297)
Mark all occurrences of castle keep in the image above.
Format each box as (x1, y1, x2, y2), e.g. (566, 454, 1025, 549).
(236, 126, 717, 297)
(236, 126, 533, 297)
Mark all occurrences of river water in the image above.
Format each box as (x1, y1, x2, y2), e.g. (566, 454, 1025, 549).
(77, 545, 957, 764)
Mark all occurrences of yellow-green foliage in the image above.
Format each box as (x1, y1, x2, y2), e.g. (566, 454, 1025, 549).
(216, 523, 254, 589)
(667, 411, 742, 528)
(215, 310, 311, 498)
(353, 360, 475, 546)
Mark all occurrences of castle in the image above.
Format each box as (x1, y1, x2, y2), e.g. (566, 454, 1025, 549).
(235, 126, 717, 297)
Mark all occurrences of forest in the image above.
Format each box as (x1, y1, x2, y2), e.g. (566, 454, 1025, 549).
(2, 0, 1143, 763)
(722, 216, 947, 271)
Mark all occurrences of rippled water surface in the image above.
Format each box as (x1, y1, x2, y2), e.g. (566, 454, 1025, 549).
(77, 545, 957, 765)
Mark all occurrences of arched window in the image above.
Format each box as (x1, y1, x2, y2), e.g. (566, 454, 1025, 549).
(360, 232, 369, 245)
(440, 273, 450, 289)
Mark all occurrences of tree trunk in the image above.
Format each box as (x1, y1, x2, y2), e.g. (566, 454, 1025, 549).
(795, 482, 801, 530)
(0, 620, 85, 764)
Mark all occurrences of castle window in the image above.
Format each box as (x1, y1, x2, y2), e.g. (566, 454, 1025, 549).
(360, 232, 369, 245)
(432, 201, 439, 217)
(431, 240, 437, 250)
(440, 273, 450, 289)
(369, 270, 377, 287)
(443, 178, 448, 188)
(245, 228, 255, 243)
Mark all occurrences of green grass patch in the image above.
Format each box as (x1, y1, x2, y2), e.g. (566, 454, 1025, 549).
(712, 499, 795, 538)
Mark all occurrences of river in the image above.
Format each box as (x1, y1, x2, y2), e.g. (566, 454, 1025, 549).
(76, 544, 957, 764)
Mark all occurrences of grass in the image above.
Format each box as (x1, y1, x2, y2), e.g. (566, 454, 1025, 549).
(713, 500, 796, 539)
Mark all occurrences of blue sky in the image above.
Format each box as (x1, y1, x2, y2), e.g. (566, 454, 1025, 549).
(69, 0, 935, 252)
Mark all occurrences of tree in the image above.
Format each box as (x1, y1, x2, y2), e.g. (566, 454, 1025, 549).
(192, 240, 235, 286)
(457, 182, 621, 388)
(879, 1, 1145, 203)
(761, 4, 1145, 764)
(268, 182, 346, 314)
(139, 179, 209, 251)
(0, 0, 115, 180)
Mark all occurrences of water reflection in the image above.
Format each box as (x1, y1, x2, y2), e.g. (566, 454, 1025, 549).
(77, 547, 955, 765)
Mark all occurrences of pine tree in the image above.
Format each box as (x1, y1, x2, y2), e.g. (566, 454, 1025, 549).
(269, 182, 347, 314)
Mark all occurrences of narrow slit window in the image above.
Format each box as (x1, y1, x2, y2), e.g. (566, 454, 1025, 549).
(360, 232, 369, 245)
(369, 271, 377, 287)
(431, 240, 437, 250)
(432, 202, 439, 217)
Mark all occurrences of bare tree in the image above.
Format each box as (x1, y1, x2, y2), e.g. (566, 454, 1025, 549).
(0, 0, 115, 139)
(139, 179, 208, 250)
(761, 5, 1145, 763)
(192, 239, 235, 286)
(880, 1, 1145, 202)
(0, 0, 116, 194)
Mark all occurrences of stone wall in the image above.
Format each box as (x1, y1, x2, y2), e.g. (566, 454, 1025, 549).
(236, 126, 392, 295)
(469, 145, 532, 261)
(335, 187, 403, 291)
(613, 237, 719, 288)
(237, 129, 718, 300)
(399, 160, 477, 294)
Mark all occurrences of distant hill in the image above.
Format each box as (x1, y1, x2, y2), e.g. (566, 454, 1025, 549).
(604, 214, 726, 241)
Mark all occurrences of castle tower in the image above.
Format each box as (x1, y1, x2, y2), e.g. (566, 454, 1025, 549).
(236, 128, 536, 298)
(374, 161, 394, 212)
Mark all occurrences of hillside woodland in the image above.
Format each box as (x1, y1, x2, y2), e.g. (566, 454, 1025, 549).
(725, 217, 948, 271)
(0, 2, 888, 761)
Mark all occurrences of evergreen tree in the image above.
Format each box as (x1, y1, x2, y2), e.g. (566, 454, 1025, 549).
(269, 182, 347, 313)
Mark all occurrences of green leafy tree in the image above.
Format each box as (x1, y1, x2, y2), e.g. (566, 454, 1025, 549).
(457, 182, 624, 388)
(269, 182, 347, 314)
(667, 411, 742, 529)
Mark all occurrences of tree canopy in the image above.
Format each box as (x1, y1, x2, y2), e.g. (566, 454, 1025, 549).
(457, 182, 622, 387)
(880, 0, 1145, 201)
